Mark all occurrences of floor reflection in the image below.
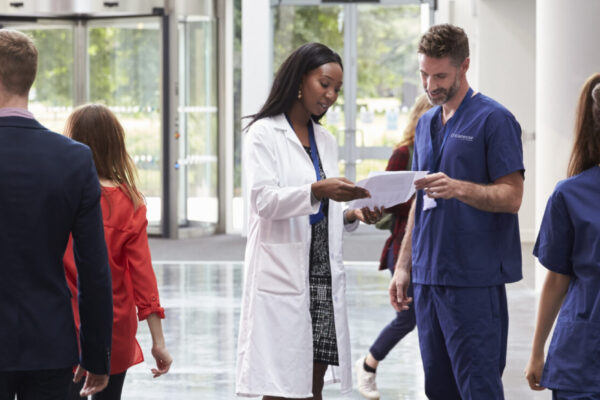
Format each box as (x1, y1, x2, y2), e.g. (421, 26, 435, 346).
(122, 262, 546, 399)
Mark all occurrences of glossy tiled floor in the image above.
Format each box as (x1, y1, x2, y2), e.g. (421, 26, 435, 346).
(121, 260, 549, 400)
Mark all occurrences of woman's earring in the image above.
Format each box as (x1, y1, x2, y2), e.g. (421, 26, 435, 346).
(297, 88, 302, 99)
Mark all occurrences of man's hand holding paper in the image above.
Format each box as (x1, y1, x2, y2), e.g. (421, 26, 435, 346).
(350, 171, 428, 210)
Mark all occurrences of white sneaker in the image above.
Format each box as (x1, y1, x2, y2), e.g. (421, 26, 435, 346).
(355, 356, 380, 400)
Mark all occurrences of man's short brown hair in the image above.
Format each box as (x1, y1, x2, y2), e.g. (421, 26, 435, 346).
(418, 24, 469, 67)
(0, 29, 38, 96)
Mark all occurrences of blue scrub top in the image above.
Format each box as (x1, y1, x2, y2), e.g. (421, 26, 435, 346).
(411, 92, 524, 286)
(534, 166, 600, 392)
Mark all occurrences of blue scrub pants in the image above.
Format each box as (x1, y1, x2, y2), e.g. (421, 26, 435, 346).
(553, 390, 600, 400)
(369, 246, 416, 361)
(414, 284, 508, 400)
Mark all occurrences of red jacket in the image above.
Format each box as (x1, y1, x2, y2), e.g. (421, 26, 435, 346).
(379, 145, 414, 270)
(64, 186, 165, 374)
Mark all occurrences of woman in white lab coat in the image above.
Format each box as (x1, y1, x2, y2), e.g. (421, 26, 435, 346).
(236, 43, 380, 400)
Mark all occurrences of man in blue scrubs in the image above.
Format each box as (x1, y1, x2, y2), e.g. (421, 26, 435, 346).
(389, 24, 524, 399)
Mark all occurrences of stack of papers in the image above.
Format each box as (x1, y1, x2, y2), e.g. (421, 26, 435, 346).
(350, 171, 428, 209)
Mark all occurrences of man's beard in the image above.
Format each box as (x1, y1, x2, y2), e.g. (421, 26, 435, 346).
(426, 75, 461, 106)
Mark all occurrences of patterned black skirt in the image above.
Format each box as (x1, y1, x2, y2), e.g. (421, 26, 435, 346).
(309, 202, 339, 366)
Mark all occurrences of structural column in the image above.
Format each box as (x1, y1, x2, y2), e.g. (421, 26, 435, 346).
(535, 0, 600, 288)
(240, 0, 271, 235)
(218, 0, 235, 234)
(241, 0, 271, 119)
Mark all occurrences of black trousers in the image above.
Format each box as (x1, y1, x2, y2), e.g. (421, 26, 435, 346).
(67, 371, 126, 400)
(0, 368, 72, 400)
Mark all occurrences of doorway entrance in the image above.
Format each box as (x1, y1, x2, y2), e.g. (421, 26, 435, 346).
(0, 1, 221, 237)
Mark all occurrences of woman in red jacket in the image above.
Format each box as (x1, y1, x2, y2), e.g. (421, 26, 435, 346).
(63, 104, 173, 400)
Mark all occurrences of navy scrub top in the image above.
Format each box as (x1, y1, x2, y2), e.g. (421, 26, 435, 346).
(534, 165, 600, 392)
(411, 92, 525, 286)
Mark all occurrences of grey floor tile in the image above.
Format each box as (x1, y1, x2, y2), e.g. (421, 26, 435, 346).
(121, 261, 549, 400)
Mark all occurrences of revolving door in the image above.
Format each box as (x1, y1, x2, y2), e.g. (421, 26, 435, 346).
(0, 0, 223, 237)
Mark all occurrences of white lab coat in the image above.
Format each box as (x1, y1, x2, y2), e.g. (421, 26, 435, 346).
(236, 114, 357, 398)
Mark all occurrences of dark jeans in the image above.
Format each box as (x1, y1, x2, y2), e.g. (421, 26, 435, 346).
(369, 246, 416, 362)
(67, 371, 126, 400)
(0, 368, 72, 400)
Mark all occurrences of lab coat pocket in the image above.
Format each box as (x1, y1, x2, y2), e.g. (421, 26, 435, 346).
(257, 242, 306, 295)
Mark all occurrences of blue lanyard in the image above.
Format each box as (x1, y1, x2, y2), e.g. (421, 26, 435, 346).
(428, 87, 474, 172)
(284, 114, 325, 225)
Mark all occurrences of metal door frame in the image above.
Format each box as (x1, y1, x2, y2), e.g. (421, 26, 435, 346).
(0, 1, 227, 238)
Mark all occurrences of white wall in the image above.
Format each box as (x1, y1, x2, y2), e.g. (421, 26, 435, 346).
(535, 0, 600, 289)
(240, 0, 271, 236)
(478, 0, 536, 242)
(241, 0, 271, 120)
(434, 0, 536, 242)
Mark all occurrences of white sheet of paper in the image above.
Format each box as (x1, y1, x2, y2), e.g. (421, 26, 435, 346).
(423, 195, 437, 211)
(350, 170, 428, 209)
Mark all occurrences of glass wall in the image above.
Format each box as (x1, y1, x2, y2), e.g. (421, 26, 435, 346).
(21, 24, 74, 133)
(271, 3, 422, 182)
(4, 5, 222, 236)
(354, 4, 421, 179)
(271, 5, 346, 173)
(178, 17, 219, 226)
(87, 19, 163, 225)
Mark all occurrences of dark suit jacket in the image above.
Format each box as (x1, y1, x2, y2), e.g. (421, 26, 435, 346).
(0, 116, 112, 374)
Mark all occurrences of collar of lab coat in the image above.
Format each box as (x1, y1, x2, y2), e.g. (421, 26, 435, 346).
(271, 113, 326, 156)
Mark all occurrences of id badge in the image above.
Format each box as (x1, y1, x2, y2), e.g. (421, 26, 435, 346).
(423, 194, 437, 211)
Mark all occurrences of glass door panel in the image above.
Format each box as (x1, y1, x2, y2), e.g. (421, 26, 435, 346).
(9, 23, 74, 133)
(270, 3, 423, 183)
(271, 5, 346, 172)
(87, 19, 162, 226)
(354, 4, 421, 181)
(178, 17, 219, 226)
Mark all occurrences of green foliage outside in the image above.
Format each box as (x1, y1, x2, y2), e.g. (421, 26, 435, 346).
(88, 26, 162, 198)
(88, 26, 160, 110)
(24, 4, 423, 212)
(272, 5, 420, 101)
(29, 28, 73, 107)
(271, 5, 422, 182)
(28, 24, 162, 199)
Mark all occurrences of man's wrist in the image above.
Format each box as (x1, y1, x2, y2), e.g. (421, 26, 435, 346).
(454, 178, 468, 199)
(396, 255, 411, 273)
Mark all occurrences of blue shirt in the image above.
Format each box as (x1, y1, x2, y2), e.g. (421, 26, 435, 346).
(411, 92, 524, 286)
(534, 166, 600, 391)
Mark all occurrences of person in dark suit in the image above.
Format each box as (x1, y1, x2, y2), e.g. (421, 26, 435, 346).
(0, 29, 113, 400)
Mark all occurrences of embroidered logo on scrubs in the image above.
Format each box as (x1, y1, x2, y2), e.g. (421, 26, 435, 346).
(450, 133, 474, 142)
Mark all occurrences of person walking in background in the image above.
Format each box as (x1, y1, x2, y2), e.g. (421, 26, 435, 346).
(525, 73, 600, 399)
(63, 104, 173, 400)
(0, 29, 113, 399)
(355, 94, 432, 400)
(236, 42, 382, 400)
(390, 24, 524, 399)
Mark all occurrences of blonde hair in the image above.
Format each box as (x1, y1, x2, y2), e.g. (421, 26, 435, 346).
(64, 104, 143, 209)
(567, 73, 600, 177)
(0, 29, 38, 95)
(397, 94, 434, 148)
